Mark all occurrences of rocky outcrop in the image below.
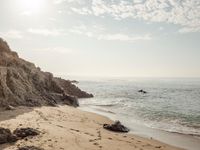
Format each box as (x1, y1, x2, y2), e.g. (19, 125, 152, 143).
(0, 38, 93, 108)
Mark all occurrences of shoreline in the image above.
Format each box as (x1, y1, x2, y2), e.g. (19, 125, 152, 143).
(79, 105, 200, 150)
(0, 105, 183, 150)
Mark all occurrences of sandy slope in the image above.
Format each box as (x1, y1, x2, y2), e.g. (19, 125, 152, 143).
(0, 106, 183, 150)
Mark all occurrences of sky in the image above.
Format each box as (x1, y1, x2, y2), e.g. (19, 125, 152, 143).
(0, 0, 200, 78)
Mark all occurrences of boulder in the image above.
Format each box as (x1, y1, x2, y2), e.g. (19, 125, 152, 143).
(103, 121, 129, 133)
(13, 128, 40, 138)
(0, 127, 18, 144)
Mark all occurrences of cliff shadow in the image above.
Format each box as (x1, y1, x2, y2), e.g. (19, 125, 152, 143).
(0, 106, 34, 122)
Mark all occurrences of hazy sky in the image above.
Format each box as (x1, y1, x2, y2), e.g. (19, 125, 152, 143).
(0, 0, 200, 78)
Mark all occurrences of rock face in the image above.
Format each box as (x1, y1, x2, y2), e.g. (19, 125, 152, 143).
(103, 121, 130, 133)
(0, 38, 93, 108)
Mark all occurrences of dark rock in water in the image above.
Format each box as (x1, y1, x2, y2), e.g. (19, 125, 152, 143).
(138, 89, 147, 94)
(18, 146, 44, 150)
(0, 37, 93, 108)
(103, 121, 130, 133)
(13, 128, 39, 138)
(0, 127, 18, 144)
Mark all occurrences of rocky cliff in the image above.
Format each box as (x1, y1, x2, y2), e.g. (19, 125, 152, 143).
(0, 38, 93, 108)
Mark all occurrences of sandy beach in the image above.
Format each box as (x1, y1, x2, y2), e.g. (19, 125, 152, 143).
(0, 106, 183, 150)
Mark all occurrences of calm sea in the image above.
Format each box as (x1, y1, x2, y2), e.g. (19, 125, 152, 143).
(78, 78, 200, 137)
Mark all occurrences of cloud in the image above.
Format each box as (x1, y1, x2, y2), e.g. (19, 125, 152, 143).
(27, 28, 64, 36)
(64, 0, 200, 33)
(0, 30, 23, 39)
(97, 33, 152, 41)
(69, 25, 152, 42)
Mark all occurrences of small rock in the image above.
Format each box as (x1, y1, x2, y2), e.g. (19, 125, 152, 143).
(13, 128, 40, 138)
(138, 89, 147, 94)
(103, 121, 129, 133)
(0, 127, 18, 144)
(5, 105, 15, 110)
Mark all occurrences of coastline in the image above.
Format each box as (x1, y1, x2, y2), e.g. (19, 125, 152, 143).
(0, 105, 183, 150)
(79, 105, 200, 150)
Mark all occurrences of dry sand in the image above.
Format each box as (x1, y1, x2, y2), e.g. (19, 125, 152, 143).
(0, 106, 183, 150)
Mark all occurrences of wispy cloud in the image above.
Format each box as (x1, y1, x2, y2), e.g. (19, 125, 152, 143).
(69, 24, 152, 42)
(63, 0, 200, 33)
(97, 33, 151, 41)
(0, 30, 23, 39)
(27, 28, 64, 36)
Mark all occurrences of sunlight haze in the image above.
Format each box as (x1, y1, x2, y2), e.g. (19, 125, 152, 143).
(0, 0, 200, 78)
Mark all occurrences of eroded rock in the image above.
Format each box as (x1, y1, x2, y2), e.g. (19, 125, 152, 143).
(0, 37, 93, 108)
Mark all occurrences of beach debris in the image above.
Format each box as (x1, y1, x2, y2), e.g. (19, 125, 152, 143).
(0, 127, 18, 144)
(13, 128, 40, 138)
(103, 121, 130, 133)
(138, 89, 147, 94)
(18, 146, 44, 150)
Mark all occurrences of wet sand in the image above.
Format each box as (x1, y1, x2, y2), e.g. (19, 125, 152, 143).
(0, 106, 183, 150)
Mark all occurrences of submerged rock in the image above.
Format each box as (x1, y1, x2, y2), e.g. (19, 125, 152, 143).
(18, 146, 44, 150)
(13, 128, 40, 138)
(138, 89, 147, 94)
(0, 127, 18, 144)
(0, 37, 93, 108)
(103, 121, 130, 133)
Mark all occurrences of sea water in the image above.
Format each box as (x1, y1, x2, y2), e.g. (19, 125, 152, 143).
(78, 78, 200, 138)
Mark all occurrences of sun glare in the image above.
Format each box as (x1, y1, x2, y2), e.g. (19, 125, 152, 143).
(19, 0, 45, 14)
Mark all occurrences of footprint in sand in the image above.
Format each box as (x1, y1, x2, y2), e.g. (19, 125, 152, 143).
(70, 128, 80, 132)
(84, 132, 94, 137)
(89, 139, 94, 142)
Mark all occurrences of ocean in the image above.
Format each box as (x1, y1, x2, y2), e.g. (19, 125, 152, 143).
(77, 78, 200, 149)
